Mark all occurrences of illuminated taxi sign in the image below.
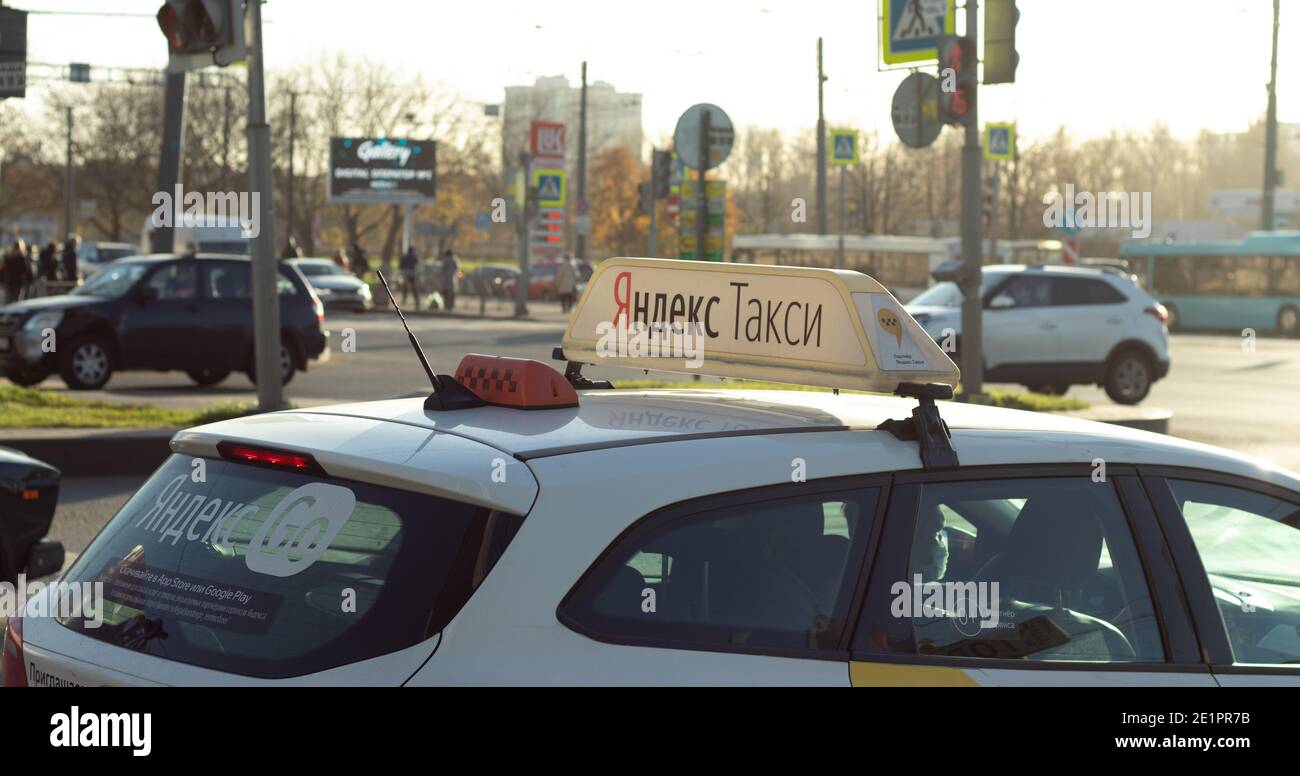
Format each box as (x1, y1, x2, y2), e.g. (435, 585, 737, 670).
(562, 258, 959, 393)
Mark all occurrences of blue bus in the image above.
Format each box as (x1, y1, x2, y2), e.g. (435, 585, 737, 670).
(1119, 232, 1300, 336)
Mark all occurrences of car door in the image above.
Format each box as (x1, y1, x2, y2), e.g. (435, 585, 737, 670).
(200, 260, 255, 370)
(981, 274, 1060, 372)
(120, 260, 202, 370)
(543, 475, 891, 685)
(1141, 467, 1300, 686)
(849, 465, 1215, 686)
(1051, 276, 1131, 365)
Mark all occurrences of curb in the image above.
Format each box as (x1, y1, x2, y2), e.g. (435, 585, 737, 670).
(1, 429, 175, 477)
(1058, 406, 1172, 434)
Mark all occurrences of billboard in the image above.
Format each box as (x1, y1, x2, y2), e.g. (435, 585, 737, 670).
(328, 137, 436, 204)
(0, 8, 28, 99)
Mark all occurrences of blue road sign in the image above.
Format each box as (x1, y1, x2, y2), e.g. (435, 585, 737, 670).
(881, 0, 956, 65)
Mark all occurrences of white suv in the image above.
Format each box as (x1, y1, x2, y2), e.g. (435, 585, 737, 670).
(905, 264, 1170, 404)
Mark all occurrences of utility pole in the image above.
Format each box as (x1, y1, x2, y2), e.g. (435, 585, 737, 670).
(516, 151, 532, 318)
(959, 0, 984, 397)
(153, 71, 186, 253)
(1262, 0, 1281, 231)
(221, 83, 231, 186)
(648, 147, 659, 258)
(697, 109, 710, 262)
(816, 38, 828, 236)
(63, 107, 74, 240)
(286, 91, 296, 250)
(575, 61, 589, 260)
(836, 165, 845, 269)
(245, 0, 283, 412)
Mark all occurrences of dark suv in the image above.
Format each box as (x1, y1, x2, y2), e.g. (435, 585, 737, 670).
(0, 253, 328, 390)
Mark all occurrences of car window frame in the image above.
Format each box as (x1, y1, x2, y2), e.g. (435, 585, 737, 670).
(1051, 276, 1129, 306)
(141, 259, 199, 302)
(848, 463, 1208, 675)
(557, 473, 892, 663)
(1139, 464, 1300, 677)
(982, 272, 1053, 310)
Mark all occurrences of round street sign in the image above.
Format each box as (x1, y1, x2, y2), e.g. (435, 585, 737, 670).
(891, 72, 942, 149)
(673, 103, 735, 171)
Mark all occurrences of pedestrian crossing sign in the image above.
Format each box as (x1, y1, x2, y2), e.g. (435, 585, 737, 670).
(984, 122, 1015, 161)
(881, 0, 956, 66)
(831, 130, 859, 166)
(532, 169, 566, 208)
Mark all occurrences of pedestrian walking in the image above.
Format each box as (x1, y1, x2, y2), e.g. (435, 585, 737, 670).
(556, 255, 577, 313)
(400, 245, 421, 309)
(281, 236, 303, 260)
(39, 240, 59, 282)
(351, 242, 370, 280)
(2, 238, 31, 303)
(439, 248, 460, 312)
(61, 234, 80, 284)
(332, 247, 350, 272)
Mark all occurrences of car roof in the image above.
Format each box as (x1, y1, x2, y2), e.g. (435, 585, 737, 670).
(183, 389, 1300, 490)
(984, 263, 1115, 277)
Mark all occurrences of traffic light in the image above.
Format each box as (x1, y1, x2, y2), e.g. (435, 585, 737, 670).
(652, 150, 673, 199)
(156, 0, 244, 72)
(983, 0, 1020, 85)
(937, 35, 977, 127)
(637, 182, 652, 217)
(981, 188, 995, 227)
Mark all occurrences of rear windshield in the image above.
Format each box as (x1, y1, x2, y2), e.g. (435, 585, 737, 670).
(58, 454, 522, 679)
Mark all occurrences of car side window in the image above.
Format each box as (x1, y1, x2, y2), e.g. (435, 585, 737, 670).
(562, 487, 878, 654)
(995, 276, 1052, 308)
(144, 263, 197, 300)
(1167, 479, 1300, 665)
(892, 478, 1163, 663)
(205, 263, 297, 299)
(1053, 277, 1127, 306)
(207, 263, 252, 299)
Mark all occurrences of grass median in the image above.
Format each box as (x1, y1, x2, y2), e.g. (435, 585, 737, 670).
(611, 379, 1088, 413)
(0, 385, 256, 429)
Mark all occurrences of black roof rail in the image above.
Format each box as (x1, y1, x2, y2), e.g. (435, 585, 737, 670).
(877, 382, 959, 469)
(552, 347, 614, 390)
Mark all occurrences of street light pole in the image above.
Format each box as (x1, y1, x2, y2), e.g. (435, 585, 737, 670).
(63, 106, 74, 240)
(959, 0, 985, 398)
(245, 0, 283, 411)
(816, 38, 828, 236)
(1261, 0, 1281, 232)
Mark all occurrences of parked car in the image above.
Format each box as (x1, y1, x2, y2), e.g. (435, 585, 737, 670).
(502, 259, 593, 300)
(285, 258, 373, 312)
(462, 264, 519, 299)
(905, 263, 1170, 404)
(0, 446, 63, 584)
(0, 253, 328, 390)
(77, 242, 141, 280)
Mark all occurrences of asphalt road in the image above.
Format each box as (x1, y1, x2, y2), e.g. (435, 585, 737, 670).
(21, 314, 1300, 556)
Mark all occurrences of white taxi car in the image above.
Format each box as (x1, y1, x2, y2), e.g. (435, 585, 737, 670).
(5, 259, 1298, 686)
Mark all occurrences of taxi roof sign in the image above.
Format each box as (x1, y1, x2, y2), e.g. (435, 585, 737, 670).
(561, 258, 959, 394)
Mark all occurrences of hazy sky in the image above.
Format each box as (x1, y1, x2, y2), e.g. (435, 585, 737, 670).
(17, 0, 1297, 144)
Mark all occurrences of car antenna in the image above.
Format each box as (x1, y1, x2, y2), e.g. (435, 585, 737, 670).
(375, 270, 483, 411)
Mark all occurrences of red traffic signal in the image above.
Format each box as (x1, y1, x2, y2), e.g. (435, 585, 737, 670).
(156, 1, 230, 55)
(937, 35, 978, 127)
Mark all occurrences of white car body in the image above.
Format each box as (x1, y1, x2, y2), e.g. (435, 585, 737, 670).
(13, 388, 1300, 687)
(906, 264, 1171, 403)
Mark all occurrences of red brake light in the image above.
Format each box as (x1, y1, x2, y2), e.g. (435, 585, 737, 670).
(454, 354, 579, 409)
(1144, 304, 1168, 324)
(216, 442, 328, 476)
(2, 615, 26, 687)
